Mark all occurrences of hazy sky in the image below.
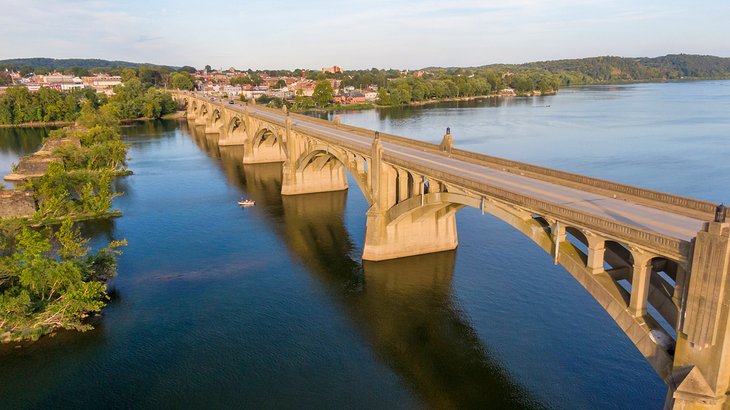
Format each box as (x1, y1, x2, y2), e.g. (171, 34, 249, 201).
(1, 0, 728, 70)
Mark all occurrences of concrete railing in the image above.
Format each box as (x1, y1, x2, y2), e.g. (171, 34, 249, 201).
(448, 148, 718, 220)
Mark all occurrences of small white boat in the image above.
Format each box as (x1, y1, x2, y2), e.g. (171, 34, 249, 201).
(238, 199, 255, 207)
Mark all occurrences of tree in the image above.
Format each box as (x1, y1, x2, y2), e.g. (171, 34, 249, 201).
(312, 80, 333, 107)
(229, 75, 249, 86)
(120, 68, 138, 83)
(205, 65, 212, 73)
(70, 66, 89, 77)
(273, 79, 287, 89)
(0, 220, 126, 342)
(171, 72, 194, 90)
(138, 66, 164, 88)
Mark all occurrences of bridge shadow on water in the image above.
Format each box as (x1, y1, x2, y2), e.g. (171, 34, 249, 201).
(187, 123, 543, 409)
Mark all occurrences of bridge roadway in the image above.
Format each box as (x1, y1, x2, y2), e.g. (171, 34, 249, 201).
(226, 100, 704, 241)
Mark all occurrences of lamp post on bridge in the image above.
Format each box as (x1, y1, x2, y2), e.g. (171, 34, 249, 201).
(714, 203, 726, 223)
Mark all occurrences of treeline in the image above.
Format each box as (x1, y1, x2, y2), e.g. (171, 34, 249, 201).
(0, 87, 103, 125)
(476, 54, 730, 85)
(105, 76, 177, 119)
(375, 70, 560, 105)
(0, 57, 188, 78)
(0, 70, 178, 125)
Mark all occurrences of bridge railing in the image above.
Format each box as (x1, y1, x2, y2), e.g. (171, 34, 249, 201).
(383, 153, 691, 261)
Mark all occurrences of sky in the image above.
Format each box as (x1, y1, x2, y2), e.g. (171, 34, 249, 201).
(1, 0, 728, 70)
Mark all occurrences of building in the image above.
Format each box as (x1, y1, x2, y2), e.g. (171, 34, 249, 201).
(334, 92, 366, 105)
(81, 75, 122, 95)
(321, 65, 343, 74)
(42, 72, 76, 84)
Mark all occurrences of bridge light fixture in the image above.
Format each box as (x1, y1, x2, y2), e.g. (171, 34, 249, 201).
(715, 203, 726, 223)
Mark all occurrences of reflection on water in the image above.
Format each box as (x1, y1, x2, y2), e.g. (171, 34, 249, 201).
(0, 127, 48, 188)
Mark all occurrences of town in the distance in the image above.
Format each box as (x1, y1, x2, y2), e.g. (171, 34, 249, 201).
(2, 54, 730, 113)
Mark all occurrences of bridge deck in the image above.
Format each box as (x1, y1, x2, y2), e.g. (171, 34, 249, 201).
(227, 101, 706, 242)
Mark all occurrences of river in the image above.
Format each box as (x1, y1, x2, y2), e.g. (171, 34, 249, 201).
(1, 80, 728, 409)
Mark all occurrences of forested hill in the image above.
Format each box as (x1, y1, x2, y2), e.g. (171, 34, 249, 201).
(0, 58, 177, 71)
(428, 54, 730, 84)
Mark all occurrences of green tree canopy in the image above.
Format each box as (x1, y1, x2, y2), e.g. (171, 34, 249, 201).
(312, 80, 333, 107)
(171, 72, 194, 90)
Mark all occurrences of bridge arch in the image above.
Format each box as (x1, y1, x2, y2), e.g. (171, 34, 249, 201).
(226, 116, 245, 138)
(287, 145, 373, 203)
(242, 126, 287, 164)
(194, 102, 209, 126)
(206, 108, 223, 134)
(380, 190, 678, 378)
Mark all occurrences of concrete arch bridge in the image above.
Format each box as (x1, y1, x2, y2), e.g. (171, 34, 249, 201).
(174, 91, 730, 409)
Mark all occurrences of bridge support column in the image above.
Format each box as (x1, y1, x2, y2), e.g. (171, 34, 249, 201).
(219, 133, 246, 146)
(362, 139, 458, 261)
(280, 160, 348, 195)
(586, 233, 606, 274)
(362, 204, 458, 261)
(242, 137, 287, 164)
(629, 248, 653, 318)
(668, 221, 730, 409)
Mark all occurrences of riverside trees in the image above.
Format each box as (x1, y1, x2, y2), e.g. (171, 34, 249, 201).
(0, 86, 103, 125)
(0, 70, 178, 125)
(0, 102, 129, 343)
(31, 104, 129, 222)
(0, 219, 125, 342)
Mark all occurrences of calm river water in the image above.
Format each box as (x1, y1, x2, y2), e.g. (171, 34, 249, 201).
(1, 81, 729, 409)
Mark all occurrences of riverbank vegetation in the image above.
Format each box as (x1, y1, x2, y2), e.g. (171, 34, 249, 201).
(0, 102, 129, 343)
(0, 67, 179, 126)
(26, 104, 129, 223)
(0, 218, 125, 342)
(0, 87, 104, 125)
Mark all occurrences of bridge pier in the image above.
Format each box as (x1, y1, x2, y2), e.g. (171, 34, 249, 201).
(668, 221, 730, 409)
(281, 160, 348, 195)
(219, 133, 247, 146)
(362, 138, 458, 261)
(242, 138, 286, 164)
(362, 204, 459, 261)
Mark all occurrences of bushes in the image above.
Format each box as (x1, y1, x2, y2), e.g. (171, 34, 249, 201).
(0, 219, 125, 342)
